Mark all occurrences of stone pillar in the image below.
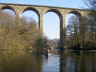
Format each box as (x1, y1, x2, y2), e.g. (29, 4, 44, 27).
(79, 16, 86, 48)
(60, 15, 67, 50)
(15, 9, 21, 27)
(39, 13, 44, 37)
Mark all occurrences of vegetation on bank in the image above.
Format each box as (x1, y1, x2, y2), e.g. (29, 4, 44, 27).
(0, 10, 45, 50)
(0, 10, 59, 50)
(66, 0, 96, 50)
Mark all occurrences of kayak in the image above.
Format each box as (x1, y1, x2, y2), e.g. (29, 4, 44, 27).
(48, 52, 51, 56)
(45, 52, 51, 57)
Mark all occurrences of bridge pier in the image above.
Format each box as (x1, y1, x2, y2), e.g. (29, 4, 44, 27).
(79, 16, 87, 48)
(39, 13, 44, 37)
(60, 15, 67, 50)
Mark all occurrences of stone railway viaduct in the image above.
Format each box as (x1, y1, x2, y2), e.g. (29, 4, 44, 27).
(0, 3, 90, 49)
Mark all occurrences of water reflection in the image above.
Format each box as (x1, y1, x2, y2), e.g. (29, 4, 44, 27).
(0, 50, 96, 72)
(60, 50, 96, 72)
(43, 54, 60, 72)
(0, 50, 43, 72)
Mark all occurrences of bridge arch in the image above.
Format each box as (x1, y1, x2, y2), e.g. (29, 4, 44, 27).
(66, 10, 83, 27)
(21, 7, 39, 28)
(22, 7, 40, 17)
(1, 6, 16, 15)
(44, 9, 64, 48)
(68, 11, 82, 17)
(45, 9, 63, 33)
(45, 9, 62, 19)
(66, 10, 86, 49)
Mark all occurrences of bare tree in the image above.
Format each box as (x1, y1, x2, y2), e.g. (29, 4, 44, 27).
(66, 15, 80, 49)
(82, 0, 96, 48)
(0, 10, 42, 50)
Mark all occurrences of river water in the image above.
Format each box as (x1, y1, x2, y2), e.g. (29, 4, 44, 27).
(0, 50, 96, 72)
